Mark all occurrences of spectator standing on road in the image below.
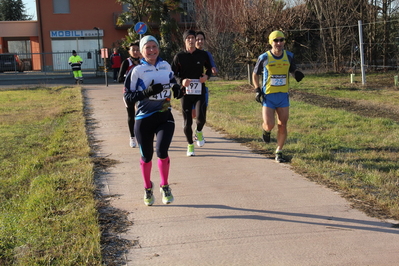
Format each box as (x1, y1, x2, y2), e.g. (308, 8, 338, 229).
(118, 41, 142, 148)
(171, 30, 212, 156)
(68, 50, 83, 83)
(110, 47, 122, 82)
(252, 30, 304, 163)
(124, 35, 183, 206)
(192, 31, 218, 121)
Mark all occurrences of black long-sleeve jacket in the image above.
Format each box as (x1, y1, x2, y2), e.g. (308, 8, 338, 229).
(171, 48, 212, 92)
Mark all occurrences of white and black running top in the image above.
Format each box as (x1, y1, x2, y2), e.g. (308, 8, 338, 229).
(124, 57, 177, 120)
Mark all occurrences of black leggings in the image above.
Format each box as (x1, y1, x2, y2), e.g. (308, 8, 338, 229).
(126, 106, 135, 137)
(181, 94, 207, 144)
(134, 110, 175, 163)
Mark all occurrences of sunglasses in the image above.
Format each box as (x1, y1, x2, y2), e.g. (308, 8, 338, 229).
(273, 38, 285, 43)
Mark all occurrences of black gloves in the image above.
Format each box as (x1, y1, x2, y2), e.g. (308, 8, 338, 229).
(294, 71, 304, 82)
(143, 80, 164, 98)
(172, 84, 184, 99)
(255, 87, 263, 103)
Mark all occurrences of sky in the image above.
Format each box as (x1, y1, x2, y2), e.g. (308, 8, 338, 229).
(23, 0, 37, 20)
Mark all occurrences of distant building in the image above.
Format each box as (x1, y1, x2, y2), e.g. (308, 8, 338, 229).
(0, 0, 197, 71)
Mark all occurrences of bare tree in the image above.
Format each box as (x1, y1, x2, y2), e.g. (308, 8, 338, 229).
(373, 0, 398, 68)
(195, 0, 239, 79)
(196, 0, 399, 75)
(306, 0, 363, 72)
(195, 0, 308, 79)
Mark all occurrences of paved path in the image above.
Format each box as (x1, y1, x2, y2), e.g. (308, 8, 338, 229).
(84, 83, 399, 266)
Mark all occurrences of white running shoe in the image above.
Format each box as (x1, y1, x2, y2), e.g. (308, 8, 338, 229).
(187, 144, 195, 156)
(129, 137, 136, 148)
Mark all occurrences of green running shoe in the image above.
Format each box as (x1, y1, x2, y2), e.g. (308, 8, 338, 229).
(144, 186, 154, 206)
(160, 185, 174, 204)
(187, 144, 195, 156)
(195, 130, 205, 147)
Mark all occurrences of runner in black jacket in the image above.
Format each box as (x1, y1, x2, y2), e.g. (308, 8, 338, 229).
(118, 41, 142, 148)
(171, 30, 212, 156)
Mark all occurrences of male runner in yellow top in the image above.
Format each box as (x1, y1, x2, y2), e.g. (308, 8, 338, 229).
(253, 30, 304, 162)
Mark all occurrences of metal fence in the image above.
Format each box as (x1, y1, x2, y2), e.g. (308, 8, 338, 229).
(7, 51, 104, 73)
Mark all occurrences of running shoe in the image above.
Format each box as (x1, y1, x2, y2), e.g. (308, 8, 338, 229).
(187, 144, 195, 156)
(129, 137, 136, 148)
(195, 130, 205, 147)
(275, 151, 287, 163)
(160, 185, 174, 204)
(144, 185, 154, 206)
(262, 130, 271, 143)
(194, 135, 206, 143)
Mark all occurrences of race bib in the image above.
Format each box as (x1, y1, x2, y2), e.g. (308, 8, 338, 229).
(185, 79, 202, 95)
(149, 84, 171, 101)
(270, 75, 287, 86)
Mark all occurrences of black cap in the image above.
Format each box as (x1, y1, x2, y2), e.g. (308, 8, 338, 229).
(130, 40, 140, 47)
(183, 30, 196, 40)
(72, 50, 76, 54)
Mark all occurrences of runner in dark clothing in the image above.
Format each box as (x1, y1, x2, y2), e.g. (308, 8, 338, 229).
(171, 30, 212, 156)
(118, 41, 142, 148)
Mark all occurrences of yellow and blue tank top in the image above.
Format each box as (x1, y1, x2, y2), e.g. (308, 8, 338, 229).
(253, 50, 296, 95)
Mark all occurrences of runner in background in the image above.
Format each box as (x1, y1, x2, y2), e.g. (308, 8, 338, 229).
(196, 31, 218, 75)
(171, 30, 212, 156)
(192, 31, 217, 122)
(118, 41, 142, 148)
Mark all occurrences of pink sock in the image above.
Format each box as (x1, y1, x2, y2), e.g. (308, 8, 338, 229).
(158, 157, 170, 187)
(140, 159, 152, 188)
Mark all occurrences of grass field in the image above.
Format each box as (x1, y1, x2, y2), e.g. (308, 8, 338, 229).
(199, 72, 399, 221)
(0, 86, 101, 265)
(1, 72, 398, 264)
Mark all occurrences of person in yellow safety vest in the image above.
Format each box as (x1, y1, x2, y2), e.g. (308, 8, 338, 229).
(68, 50, 83, 83)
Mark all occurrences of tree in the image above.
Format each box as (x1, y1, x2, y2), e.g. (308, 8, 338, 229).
(146, 0, 183, 62)
(0, 0, 30, 21)
(116, 0, 183, 62)
(306, 0, 363, 72)
(195, 0, 309, 79)
(195, 0, 239, 79)
(116, 0, 145, 25)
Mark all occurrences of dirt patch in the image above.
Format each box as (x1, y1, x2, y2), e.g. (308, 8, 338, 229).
(239, 84, 399, 122)
(290, 89, 399, 122)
